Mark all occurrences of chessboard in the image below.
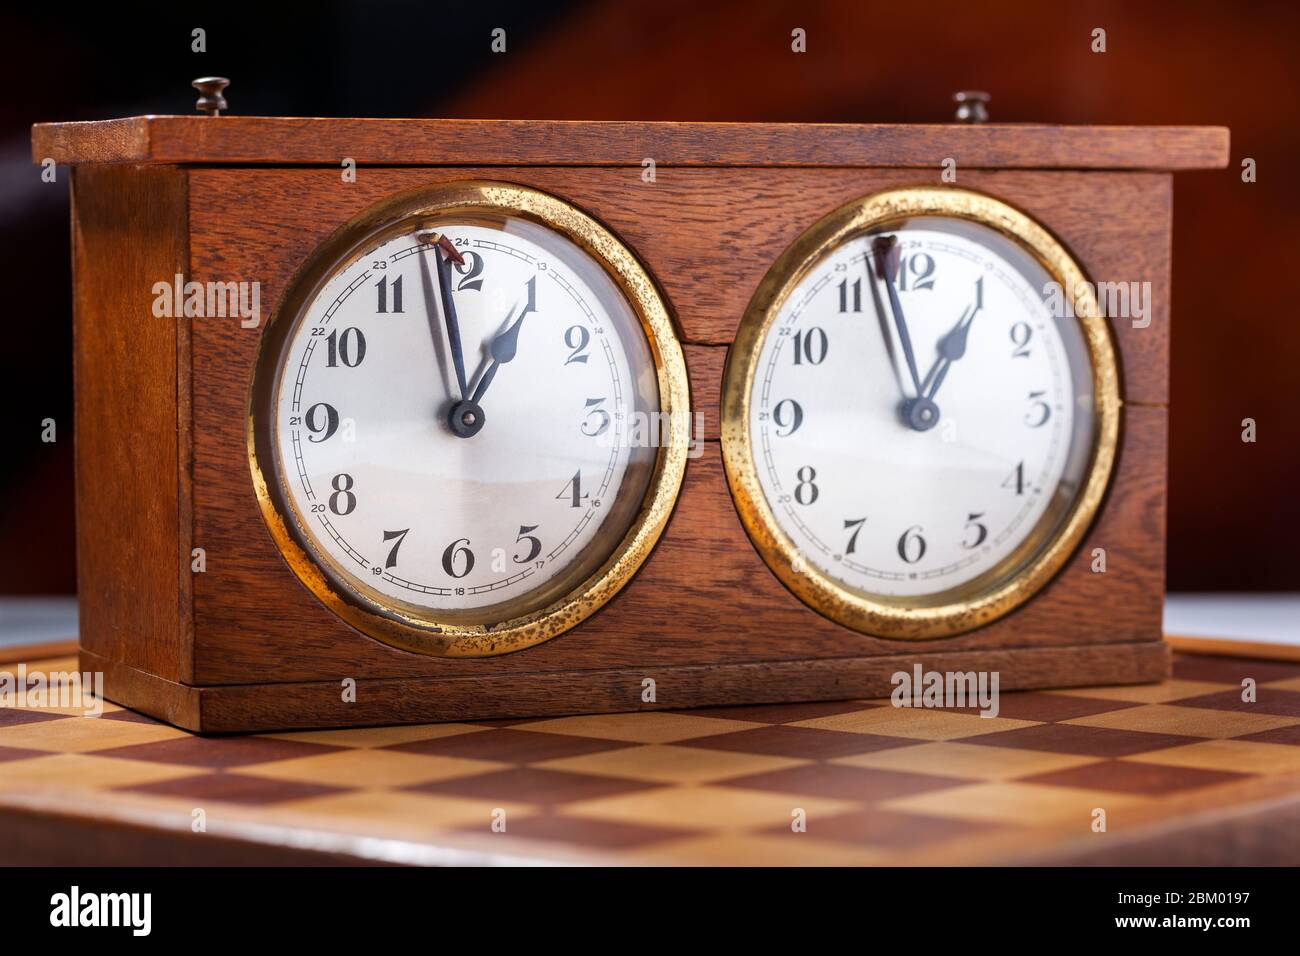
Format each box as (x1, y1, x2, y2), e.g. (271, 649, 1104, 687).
(2, 649, 1299, 865)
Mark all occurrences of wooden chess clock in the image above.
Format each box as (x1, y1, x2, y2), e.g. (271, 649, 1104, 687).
(33, 83, 1228, 732)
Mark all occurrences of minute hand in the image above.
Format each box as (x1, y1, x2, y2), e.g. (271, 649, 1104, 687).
(873, 236, 925, 396)
(427, 234, 469, 401)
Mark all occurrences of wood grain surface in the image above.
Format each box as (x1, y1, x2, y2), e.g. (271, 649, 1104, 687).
(186, 412, 1166, 689)
(9, 651, 1298, 866)
(187, 166, 1173, 402)
(64, 147, 1178, 730)
(31, 117, 1230, 171)
(71, 165, 191, 683)
(84, 641, 1169, 733)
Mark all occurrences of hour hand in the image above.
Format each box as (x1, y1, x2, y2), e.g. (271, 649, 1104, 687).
(922, 277, 984, 402)
(470, 276, 537, 405)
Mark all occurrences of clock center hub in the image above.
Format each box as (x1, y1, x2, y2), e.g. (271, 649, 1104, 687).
(447, 399, 486, 438)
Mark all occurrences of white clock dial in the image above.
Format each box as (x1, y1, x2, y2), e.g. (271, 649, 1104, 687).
(252, 186, 687, 655)
(724, 191, 1117, 638)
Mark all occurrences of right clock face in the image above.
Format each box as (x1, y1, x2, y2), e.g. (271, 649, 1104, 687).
(722, 187, 1120, 639)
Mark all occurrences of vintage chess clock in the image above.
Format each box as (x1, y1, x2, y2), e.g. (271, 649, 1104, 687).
(34, 86, 1228, 731)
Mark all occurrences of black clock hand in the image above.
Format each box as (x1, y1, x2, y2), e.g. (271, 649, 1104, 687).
(470, 276, 537, 405)
(921, 278, 984, 402)
(430, 236, 471, 402)
(873, 235, 925, 397)
(919, 305, 973, 399)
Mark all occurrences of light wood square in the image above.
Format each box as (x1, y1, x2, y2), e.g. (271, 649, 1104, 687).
(4, 659, 122, 715)
(1050, 680, 1228, 703)
(793, 707, 1038, 740)
(518, 712, 762, 744)
(0, 753, 199, 790)
(1120, 739, 1300, 775)
(565, 784, 858, 831)
(833, 742, 1100, 780)
(237, 748, 506, 788)
(883, 781, 1149, 825)
(0, 715, 185, 753)
(1262, 676, 1300, 692)
(537, 744, 808, 785)
(281, 789, 540, 832)
(1064, 704, 1300, 739)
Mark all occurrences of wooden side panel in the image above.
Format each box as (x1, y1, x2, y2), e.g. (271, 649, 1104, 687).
(181, 163, 1168, 686)
(190, 642, 1170, 734)
(72, 165, 190, 681)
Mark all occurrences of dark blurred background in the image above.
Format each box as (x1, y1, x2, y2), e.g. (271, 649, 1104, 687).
(2, 0, 1296, 596)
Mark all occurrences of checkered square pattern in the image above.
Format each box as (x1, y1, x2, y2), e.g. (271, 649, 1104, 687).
(2, 652, 1299, 864)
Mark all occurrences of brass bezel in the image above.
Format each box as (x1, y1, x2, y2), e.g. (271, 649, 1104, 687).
(720, 186, 1121, 640)
(248, 181, 690, 658)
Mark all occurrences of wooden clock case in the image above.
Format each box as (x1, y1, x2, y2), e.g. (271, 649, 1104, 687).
(31, 117, 1228, 732)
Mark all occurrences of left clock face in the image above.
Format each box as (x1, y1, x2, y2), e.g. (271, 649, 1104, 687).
(250, 183, 689, 657)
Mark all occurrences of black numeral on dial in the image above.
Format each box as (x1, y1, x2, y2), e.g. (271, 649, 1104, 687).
(581, 398, 610, 436)
(837, 278, 862, 313)
(772, 399, 803, 436)
(843, 517, 867, 555)
(454, 251, 484, 291)
(792, 328, 828, 366)
(375, 275, 403, 313)
(564, 325, 591, 365)
(1003, 461, 1026, 495)
(557, 470, 589, 508)
(794, 466, 818, 505)
(326, 327, 366, 368)
(442, 538, 474, 578)
(898, 525, 926, 564)
(514, 525, 542, 564)
(382, 528, 409, 569)
(962, 513, 988, 549)
(305, 402, 339, 442)
(329, 473, 356, 516)
(1010, 322, 1032, 358)
(1025, 390, 1051, 427)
